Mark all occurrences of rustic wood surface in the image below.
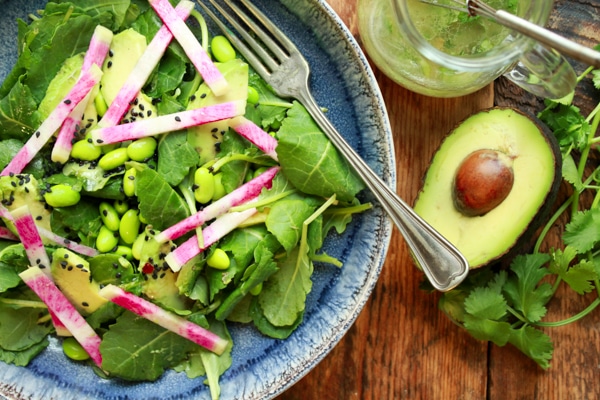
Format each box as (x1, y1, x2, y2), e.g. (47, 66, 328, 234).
(277, 0, 600, 399)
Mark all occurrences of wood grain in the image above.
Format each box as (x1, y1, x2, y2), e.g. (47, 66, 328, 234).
(278, 1, 600, 399)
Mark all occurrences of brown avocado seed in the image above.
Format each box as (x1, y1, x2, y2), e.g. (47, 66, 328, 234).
(452, 149, 514, 217)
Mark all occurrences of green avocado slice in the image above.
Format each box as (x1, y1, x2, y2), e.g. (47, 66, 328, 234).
(413, 108, 562, 269)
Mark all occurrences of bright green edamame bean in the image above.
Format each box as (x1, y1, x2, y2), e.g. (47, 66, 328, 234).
(98, 147, 129, 170)
(119, 209, 141, 245)
(211, 35, 236, 63)
(253, 166, 270, 180)
(247, 86, 260, 104)
(94, 91, 108, 117)
(70, 139, 102, 161)
(62, 337, 90, 361)
(114, 245, 133, 261)
(96, 225, 119, 253)
(99, 202, 120, 231)
(207, 248, 230, 270)
(194, 167, 215, 204)
(212, 172, 226, 201)
(113, 199, 129, 215)
(131, 232, 146, 261)
(249, 282, 263, 296)
(123, 168, 137, 197)
(127, 137, 157, 162)
(44, 184, 80, 208)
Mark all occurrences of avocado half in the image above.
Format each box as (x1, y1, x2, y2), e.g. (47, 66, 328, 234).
(413, 108, 562, 269)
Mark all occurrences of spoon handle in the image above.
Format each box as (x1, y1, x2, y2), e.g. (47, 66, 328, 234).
(493, 9, 600, 68)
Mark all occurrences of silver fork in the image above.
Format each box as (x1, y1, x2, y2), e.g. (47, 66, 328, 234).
(197, 0, 469, 291)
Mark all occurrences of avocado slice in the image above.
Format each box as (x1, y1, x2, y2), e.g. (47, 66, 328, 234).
(413, 108, 561, 269)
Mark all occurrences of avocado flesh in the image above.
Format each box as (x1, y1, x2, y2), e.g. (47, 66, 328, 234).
(414, 108, 561, 269)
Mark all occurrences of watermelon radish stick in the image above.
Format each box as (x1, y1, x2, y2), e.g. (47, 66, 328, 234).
(81, 25, 114, 73)
(99, 284, 228, 355)
(1, 65, 102, 176)
(229, 116, 279, 161)
(52, 92, 92, 164)
(0, 227, 18, 241)
(98, 1, 195, 128)
(37, 227, 99, 257)
(155, 166, 279, 244)
(149, 0, 228, 96)
(19, 266, 103, 367)
(11, 205, 51, 271)
(165, 208, 258, 272)
(9, 205, 71, 336)
(52, 25, 113, 163)
(91, 100, 245, 145)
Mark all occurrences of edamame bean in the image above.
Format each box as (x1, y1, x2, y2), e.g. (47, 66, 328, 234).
(113, 199, 129, 215)
(94, 91, 108, 117)
(62, 337, 90, 361)
(96, 225, 119, 253)
(123, 167, 137, 197)
(127, 137, 157, 161)
(212, 172, 226, 201)
(70, 139, 102, 161)
(253, 166, 270, 180)
(99, 202, 120, 231)
(98, 147, 129, 171)
(119, 209, 141, 245)
(211, 35, 236, 63)
(114, 245, 133, 261)
(44, 184, 81, 208)
(247, 86, 260, 104)
(249, 282, 263, 296)
(206, 248, 230, 270)
(132, 232, 146, 261)
(194, 167, 215, 204)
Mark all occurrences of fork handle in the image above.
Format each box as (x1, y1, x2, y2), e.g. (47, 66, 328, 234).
(298, 93, 469, 291)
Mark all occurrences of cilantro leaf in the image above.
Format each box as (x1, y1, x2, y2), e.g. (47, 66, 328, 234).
(538, 103, 590, 151)
(503, 254, 553, 323)
(464, 286, 508, 320)
(561, 154, 585, 192)
(463, 315, 512, 346)
(549, 247, 597, 294)
(563, 208, 600, 253)
(508, 325, 553, 370)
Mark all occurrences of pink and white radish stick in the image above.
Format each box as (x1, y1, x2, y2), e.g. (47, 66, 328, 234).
(149, 0, 228, 96)
(99, 284, 228, 354)
(1, 65, 102, 176)
(229, 116, 279, 161)
(91, 100, 245, 145)
(37, 227, 99, 257)
(155, 166, 279, 244)
(165, 208, 258, 272)
(81, 25, 114, 73)
(19, 266, 103, 367)
(0, 227, 18, 241)
(10, 205, 51, 271)
(53, 26, 113, 163)
(98, 1, 195, 128)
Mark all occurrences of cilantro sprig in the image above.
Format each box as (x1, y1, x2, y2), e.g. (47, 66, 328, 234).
(438, 52, 600, 370)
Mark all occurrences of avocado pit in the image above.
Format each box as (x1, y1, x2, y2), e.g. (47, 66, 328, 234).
(452, 149, 514, 217)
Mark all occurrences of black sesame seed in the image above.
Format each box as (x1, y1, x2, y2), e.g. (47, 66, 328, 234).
(200, 93, 207, 99)
(107, 61, 112, 68)
(35, 215, 42, 221)
(82, 302, 89, 307)
(64, 99, 72, 105)
(35, 131, 41, 138)
(174, 116, 181, 122)
(96, 139, 104, 144)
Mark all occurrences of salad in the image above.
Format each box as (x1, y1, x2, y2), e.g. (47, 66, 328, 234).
(0, 0, 371, 397)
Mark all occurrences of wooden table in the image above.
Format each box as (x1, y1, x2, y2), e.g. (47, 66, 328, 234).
(278, 0, 600, 399)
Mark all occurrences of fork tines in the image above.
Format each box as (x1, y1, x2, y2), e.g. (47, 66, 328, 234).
(196, 0, 297, 80)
